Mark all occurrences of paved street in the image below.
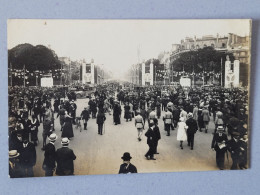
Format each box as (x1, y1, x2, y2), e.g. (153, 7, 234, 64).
(32, 98, 231, 177)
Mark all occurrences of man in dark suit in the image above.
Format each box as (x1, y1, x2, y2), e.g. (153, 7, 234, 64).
(211, 126, 228, 170)
(119, 152, 137, 174)
(145, 121, 156, 160)
(42, 133, 57, 176)
(186, 113, 198, 150)
(153, 119, 161, 154)
(56, 138, 76, 176)
(113, 101, 122, 125)
(227, 131, 245, 170)
(96, 109, 106, 135)
(69, 100, 77, 125)
(9, 150, 22, 178)
(9, 132, 23, 153)
(21, 114, 31, 141)
(81, 107, 90, 130)
(19, 139, 36, 177)
(42, 117, 53, 150)
(88, 98, 97, 119)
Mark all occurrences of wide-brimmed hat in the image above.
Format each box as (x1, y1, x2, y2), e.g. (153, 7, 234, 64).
(9, 150, 19, 158)
(48, 133, 58, 141)
(121, 152, 132, 161)
(217, 126, 224, 131)
(61, 137, 70, 145)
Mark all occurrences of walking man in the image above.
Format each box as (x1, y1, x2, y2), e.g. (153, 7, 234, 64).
(56, 138, 76, 176)
(42, 117, 53, 150)
(163, 108, 173, 136)
(145, 121, 156, 160)
(186, 113, 198, 150)
(211, 126, 228, 170)
(96, 109, 106, 135)
(81, 107, 90, 130)
(19, 139, 36, 177)
(134, 110, 144, 141)
(153, 119, 161, 154)
(42, 133, 57, 176)
(227, 132, 245, 170)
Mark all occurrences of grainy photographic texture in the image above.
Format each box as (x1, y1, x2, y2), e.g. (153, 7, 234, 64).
(8, 19, 251, 177)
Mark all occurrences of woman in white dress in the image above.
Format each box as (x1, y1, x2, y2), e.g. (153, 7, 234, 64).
(177, 117, 188, 149)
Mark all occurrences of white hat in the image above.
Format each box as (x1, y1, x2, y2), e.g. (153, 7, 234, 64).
(9, 150, 20, 158)
(217, 126, 224, 131)
(61, 137, 70, 145)
(187, 112, 193, 118)
(48, 133, 58, 141)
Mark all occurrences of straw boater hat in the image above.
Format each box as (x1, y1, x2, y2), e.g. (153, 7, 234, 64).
(61, 137, 70, 145)
(48, 133, 58, 142)
(217, 126, 224, 131)
(9, 150, 19, 158)
(121, 152, 132, 161)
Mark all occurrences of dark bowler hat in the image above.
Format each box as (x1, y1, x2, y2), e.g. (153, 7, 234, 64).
(121, 152, 132, 161)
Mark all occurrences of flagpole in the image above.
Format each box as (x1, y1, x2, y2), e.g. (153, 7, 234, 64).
(10, 62, 13, 86)
(23, 64, 25, 87)
(221, 58, 223, 87)
(155, 65, 156, 85)
(164, 64, 166, 86)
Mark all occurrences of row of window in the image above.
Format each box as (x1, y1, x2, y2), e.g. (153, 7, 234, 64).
(181, 43, 226, 50)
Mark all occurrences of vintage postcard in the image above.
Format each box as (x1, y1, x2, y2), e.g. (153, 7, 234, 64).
(8, 19, 251, 177)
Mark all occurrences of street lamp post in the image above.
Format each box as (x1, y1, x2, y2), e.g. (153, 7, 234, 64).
(10, 63, 13, 87)
(164, 64, 166, 86)
(221, 57, 223, 87)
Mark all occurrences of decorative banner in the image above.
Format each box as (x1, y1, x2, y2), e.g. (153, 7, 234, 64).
(145, 73, 150, 82)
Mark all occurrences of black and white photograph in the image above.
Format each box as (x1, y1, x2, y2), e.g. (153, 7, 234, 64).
(7, 19, 251, 178)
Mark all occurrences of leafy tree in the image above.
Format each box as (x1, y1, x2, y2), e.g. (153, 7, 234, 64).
(170, 46, 234, 73)
(8, 43, 62, 71)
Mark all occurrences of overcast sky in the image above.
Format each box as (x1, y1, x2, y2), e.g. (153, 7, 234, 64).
(8, 19, 251, 78)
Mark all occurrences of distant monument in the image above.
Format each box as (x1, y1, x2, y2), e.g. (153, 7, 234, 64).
(225, 55, 240, 88)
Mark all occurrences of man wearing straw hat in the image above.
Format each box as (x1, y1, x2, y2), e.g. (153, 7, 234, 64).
(56, 137, 76, 176)
(227, 131, 245, 170)
(9, 150, 21, 178)
(211, 126, 228, 170)
(42, 133, 58, 176)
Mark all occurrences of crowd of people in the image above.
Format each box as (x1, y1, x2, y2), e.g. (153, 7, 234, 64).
(8, 83, 249, 177)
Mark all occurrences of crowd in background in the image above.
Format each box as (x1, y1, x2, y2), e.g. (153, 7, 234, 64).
(8, 84, 249, 177)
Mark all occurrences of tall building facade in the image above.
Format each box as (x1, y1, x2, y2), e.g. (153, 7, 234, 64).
(168, 33, 250, 87)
